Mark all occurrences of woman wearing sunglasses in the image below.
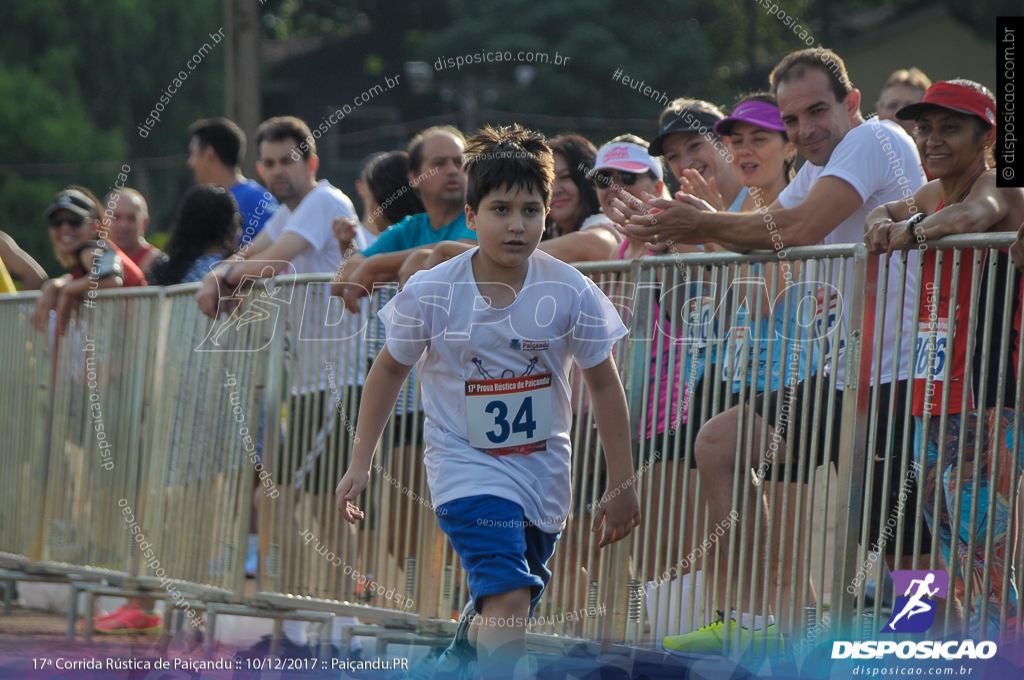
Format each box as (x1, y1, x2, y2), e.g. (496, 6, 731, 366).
(31, 186, 146, 335)
(590, 134, 671, 225)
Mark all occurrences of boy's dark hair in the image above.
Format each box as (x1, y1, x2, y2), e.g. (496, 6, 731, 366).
(463, 124, 554, 212)
(255, 116, 315, 159)
(189, 117, 246, 167)
(362, 151, 426, 225)
(408, 125, 466, 173)
(770, 48, 854, 103)
(150, 185, 239, 285)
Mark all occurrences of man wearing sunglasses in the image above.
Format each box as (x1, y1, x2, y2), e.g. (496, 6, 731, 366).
(31, 186, 146, 335)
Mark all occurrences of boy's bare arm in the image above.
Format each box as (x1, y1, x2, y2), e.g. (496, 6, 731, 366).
(335, 346, 414, 522)
(581, 355, 641, 548)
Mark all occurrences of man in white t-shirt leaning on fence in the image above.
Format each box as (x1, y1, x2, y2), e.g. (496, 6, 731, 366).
(196, 115, 368, 659)
(613, 47, 926, 651)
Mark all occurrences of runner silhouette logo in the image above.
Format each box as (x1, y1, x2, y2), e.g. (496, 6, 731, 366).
(882, 570, 949, 634)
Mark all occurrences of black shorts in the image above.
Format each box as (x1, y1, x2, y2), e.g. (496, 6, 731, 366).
(639, 373, 750, 470)
(752, 379, 932, 555)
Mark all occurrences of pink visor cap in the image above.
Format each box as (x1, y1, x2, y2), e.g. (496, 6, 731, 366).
(593, 142, 664, 180)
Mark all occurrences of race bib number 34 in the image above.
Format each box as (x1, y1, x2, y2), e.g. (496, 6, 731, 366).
(466, 373, 553, 456)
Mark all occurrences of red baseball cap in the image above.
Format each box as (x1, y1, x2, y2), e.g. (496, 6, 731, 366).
(896, 81, 996, 126)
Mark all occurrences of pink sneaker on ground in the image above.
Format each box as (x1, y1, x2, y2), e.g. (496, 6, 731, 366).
(84, 603, 162, 635)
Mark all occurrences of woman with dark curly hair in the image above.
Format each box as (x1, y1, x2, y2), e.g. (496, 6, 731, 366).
(150, 185, 240, 285)
(546, 134, 602, 237)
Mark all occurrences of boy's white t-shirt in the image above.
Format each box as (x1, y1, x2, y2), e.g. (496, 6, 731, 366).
(379, 248, 627, 533)
(777, 117, 925, 388)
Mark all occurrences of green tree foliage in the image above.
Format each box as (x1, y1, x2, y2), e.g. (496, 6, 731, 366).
(256, 0, 834, 139)
(950, 0, 1022, 41)
(0, 0, 223, 274)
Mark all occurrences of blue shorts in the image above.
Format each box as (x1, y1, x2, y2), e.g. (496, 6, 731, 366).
(436, 495, 559, 616)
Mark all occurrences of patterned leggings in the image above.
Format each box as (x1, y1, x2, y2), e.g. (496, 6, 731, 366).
(914, 408, 1022, 639)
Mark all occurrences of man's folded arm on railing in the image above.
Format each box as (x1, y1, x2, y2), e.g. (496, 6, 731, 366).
(31, 245, 125, 334)
(333, 240, 477, 313)
(196, 231, 314, 318)
(537, 228, 619, 262)
(332, 250, 408, 313)
(401, 240, 476, 284)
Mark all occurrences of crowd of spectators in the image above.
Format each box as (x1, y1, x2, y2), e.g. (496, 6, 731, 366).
(4, 45, 1022, 659)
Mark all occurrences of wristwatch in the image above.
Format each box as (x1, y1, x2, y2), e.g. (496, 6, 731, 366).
(905, 212, 926, 240)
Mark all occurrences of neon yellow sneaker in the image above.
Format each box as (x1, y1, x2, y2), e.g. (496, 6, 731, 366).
(663, 616, 783, 654)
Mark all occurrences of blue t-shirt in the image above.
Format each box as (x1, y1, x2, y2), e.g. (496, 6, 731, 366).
(708, 193, 818, 393)
(717, 279, 818, 393)
(362, 212, 474, 256)
(231, 179, 279, 247)
(181, 254, 226, 284)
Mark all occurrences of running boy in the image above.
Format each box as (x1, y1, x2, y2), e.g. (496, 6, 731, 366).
(335, 125, 640, 679)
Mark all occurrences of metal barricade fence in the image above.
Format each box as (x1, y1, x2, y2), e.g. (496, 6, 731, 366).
(612, 245, 869, 652)
(40, 287, 160, 576)
(0, 291, 52, 566)
(846, 233, 1024, 643)
(4, 237, 1022, 653)
(254, 275, 420, 628)
(139, 283, 272, 600)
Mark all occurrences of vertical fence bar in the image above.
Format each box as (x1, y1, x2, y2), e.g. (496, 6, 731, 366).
(829, 245, 871, 633)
